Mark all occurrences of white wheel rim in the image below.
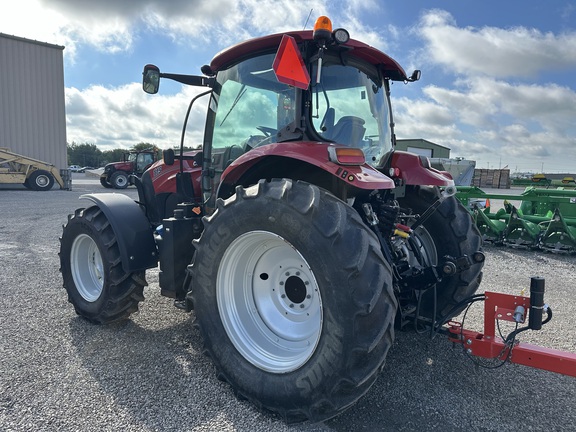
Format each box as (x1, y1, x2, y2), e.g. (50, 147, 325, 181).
(114, 175, 127, 187)
(217, 231, 322, 373)
(70, 234, 104, 302)
(36, 175, 49, 187)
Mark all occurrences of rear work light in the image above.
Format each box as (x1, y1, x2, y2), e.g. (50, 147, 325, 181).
(328, 147, 366, 165)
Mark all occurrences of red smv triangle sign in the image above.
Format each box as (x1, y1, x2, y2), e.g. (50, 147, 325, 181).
(272, 35, 311, 90)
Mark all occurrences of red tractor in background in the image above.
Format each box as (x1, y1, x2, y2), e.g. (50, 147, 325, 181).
(99, 149, 158, 189)
(60, 16, 489, 422)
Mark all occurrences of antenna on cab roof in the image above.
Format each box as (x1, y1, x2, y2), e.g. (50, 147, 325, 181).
(303, 9, 313, 30)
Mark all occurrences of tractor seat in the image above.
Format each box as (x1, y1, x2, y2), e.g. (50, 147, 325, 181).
(325, 116, 366, 148)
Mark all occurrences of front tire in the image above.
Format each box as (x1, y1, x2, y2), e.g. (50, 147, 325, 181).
(100, 176, 113, 188)
(59, 206, 146, 324)
(188, 179, 397, 423)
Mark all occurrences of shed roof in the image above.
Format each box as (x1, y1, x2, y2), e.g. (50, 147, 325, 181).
(0, 32, 64, 51)
(397, 138, 451, 151)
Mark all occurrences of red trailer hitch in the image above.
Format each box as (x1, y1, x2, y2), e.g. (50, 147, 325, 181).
(448, 277, 576, 377)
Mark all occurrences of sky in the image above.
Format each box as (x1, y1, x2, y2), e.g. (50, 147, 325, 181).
(2, 0, 575, 173)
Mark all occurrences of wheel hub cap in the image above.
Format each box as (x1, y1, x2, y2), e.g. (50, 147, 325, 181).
(217, 231, 322, 373)
(70, 234, 104, 302)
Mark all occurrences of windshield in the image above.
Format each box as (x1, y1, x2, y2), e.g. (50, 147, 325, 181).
(207, 51, 393, 168)
(310, 59, 392, 166)
(210, 53, 298, 151)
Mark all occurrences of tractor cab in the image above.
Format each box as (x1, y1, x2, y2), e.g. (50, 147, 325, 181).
(142, 16, 422, 208)
(207, 46, 392, 164)
(127, 151, 156, 174)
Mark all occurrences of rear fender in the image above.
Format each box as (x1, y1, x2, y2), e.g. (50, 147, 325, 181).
(221, 142, 395, 190)
(391, 151, 455, 187)
(80, 193, 158, 273)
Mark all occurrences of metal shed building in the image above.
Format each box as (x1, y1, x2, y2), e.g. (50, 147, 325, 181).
(396, 138, 451, 159)
(0, 33, 67, 169)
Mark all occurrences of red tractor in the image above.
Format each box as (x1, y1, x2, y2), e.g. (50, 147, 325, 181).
(60, 17, 486, 422)
(99, 149, 157, 189)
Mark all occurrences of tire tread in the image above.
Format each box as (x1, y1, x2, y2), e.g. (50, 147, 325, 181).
(189, 179, 397, 423)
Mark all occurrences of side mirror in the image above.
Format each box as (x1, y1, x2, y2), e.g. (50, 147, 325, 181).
(143, 64, 160, 94)
(163, 148, 175, 166)
(409, 70, 421, 82)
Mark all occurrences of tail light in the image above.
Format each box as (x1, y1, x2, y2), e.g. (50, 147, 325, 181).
(328, 147, 365, 165)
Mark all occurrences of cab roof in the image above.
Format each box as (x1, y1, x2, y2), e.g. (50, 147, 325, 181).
(209, 30, 409, 82)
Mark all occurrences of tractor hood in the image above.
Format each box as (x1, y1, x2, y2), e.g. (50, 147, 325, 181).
(104, 161, 133, 172)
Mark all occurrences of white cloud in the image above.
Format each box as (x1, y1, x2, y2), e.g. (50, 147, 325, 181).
(2, 0, 397, 75)
(421, 77, 576, 138)
(65, 84, 209, 150)
(422, 84, 498, 129)
(6, 0, 390, 60)
(391, 12, 576, 171)
(393, 75, 576, 170)
(2, 0, 135, 58)
(2, 1, 70, 48)
(418, 9, 576, 78)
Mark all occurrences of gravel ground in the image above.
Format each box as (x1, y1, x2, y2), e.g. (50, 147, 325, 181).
(1, 177, 575, 431)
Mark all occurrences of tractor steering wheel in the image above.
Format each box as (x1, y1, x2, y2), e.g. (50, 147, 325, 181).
(244, 126, 278, 149)
(256, 126, 276, 137)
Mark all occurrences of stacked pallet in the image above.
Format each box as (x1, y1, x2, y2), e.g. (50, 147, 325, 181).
(472, 169, 511, 189)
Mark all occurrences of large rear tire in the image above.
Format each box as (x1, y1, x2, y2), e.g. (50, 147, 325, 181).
(188, 179, 397, 423)
(399, 186, 483, 320)
(59, 206, 146, 324)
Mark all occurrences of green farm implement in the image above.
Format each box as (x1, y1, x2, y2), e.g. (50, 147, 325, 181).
(457, 186, 576, 253)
